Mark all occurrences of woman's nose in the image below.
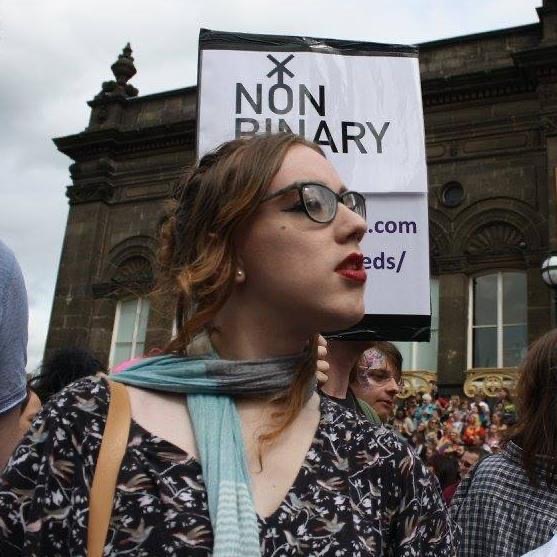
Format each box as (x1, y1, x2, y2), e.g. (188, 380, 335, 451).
(337, 204, 367, 243)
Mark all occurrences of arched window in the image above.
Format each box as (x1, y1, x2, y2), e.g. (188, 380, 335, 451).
(395, 278, 439, 371)
(109, 297, 150, 367)
(468, 271, 527, 368)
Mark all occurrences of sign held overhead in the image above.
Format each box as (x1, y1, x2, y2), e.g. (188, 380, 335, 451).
(197, 29, 431, 341)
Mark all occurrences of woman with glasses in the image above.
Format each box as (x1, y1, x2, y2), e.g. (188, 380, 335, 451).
(0, 134, 455, 556)
(350, 342, 404, 422)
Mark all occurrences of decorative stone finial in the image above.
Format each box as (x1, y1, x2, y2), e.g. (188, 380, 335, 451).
(111, 43, 136, 85)
(95, 43, 139, 100)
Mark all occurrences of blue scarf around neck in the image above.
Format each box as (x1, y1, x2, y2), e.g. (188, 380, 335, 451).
(111, 341, 307, 557)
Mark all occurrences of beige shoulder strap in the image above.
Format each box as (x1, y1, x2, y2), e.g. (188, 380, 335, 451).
(87, 380, 131, 557)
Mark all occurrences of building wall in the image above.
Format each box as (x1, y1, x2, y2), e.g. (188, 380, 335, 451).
(416, 9, 557, 391)
(46, 85, 197, 365)
(46, 4, 557, 392)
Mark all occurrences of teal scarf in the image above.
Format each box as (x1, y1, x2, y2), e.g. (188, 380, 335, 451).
(111, 343, 306, 557)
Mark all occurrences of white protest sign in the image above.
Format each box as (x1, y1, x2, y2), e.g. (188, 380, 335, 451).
(362, 194, 429, 316)
(198, 48, 426, 194)
(197, 30, 430, 340)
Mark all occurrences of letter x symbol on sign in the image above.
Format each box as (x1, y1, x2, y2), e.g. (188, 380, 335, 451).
(266, 54, 295, 83)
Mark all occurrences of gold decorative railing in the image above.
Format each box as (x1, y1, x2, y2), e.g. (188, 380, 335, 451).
(396, 368, 519, 399)
(397, 370, 437, 399)
(463, 367, 518, 398)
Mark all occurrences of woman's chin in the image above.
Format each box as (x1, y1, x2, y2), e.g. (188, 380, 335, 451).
(320, 307, 365, 335)
(341, 302, 366, 328)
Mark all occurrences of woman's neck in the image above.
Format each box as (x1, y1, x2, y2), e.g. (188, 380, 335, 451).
(210, 310, 309, 361)
(211, 332, 305, 360)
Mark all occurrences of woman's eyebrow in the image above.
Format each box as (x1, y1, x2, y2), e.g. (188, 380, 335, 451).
(316, 181, 347, 194)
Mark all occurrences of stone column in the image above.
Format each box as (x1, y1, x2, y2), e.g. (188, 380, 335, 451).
(437, 272, 469, 394)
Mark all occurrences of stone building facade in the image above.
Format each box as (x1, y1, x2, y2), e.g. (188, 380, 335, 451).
(47, 1, 557, 395)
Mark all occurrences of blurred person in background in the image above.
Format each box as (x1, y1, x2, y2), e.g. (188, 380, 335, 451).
(16, 385, 41, 443)
(471, 393, 490, 415)
(451, 409, 465, 435)
(451, 329, 557, 555)
(392, 407, 408, 437)
(414, 392, 437, 425)
(461, 412, 485, 447)
(491, 411, 508, 437)
(29, 347, 105, 403)
(349, 342, 403, 422)
(437, 428, 462, 455)
(498, 387, 518, 426)
(410, 427, 428, 461)
(403, 405, 417, 436)
(443, 447, 484, 505)
(429, 453, 460, 493)
(483, 424, 502, 453)
(320, 337, 380, 422)
(425, 415, 443, 444)
(0, 240, 29, 470)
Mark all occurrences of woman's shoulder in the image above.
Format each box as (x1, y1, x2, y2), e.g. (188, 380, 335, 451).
(318, 397, 454, 549)
(44, 374, 110, 421)
(0, 376, 113, 554)
(467, 443, 531, 491)
(17, 375, 111, 459)
(319, 397, 413, 465)
(2, 375, 112, 491)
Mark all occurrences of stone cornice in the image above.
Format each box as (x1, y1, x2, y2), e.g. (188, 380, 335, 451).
(513, 43, 557, 66)
(418, 24, 538, 50)
(87, 86, 196, 108)
(423, 43, 557, 108)
(433, 249, 546, 275)
(425, 112, 540, 139)
(66, 182, 113, 205)
(422, 67, 537, 108)
(53, 120, 195, 161)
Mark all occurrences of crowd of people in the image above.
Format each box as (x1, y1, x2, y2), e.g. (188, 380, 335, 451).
(1, 133, 557, 556)
(390, 387, 515, 485)
(394, 387, 516, 499)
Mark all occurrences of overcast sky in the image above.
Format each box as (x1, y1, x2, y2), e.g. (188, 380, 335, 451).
(0, 0, 542, 372)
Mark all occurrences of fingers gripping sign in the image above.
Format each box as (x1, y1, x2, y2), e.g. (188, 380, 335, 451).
(316, 335, 329, 386)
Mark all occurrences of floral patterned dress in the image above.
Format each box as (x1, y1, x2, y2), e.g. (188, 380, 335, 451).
(0, 376, 456, 556)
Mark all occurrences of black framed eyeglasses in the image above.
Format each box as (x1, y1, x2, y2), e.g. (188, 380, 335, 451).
(260, 182, 367, 224)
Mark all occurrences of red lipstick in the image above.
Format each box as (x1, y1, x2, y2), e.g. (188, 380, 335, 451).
(336, 253, 367, 283)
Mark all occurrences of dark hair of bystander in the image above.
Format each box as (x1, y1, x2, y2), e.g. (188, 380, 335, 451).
(505, 329, 557, 488)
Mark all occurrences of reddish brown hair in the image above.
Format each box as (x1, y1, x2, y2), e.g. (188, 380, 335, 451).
(159, 133, 323, 445)
(506, 329, 557, 487)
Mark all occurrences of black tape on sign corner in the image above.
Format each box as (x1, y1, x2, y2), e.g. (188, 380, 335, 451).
(323, 314, 431, 342)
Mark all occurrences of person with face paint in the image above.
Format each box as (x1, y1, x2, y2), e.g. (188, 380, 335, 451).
(350, 342, 403, 422)
(318, 338, 382, 423)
